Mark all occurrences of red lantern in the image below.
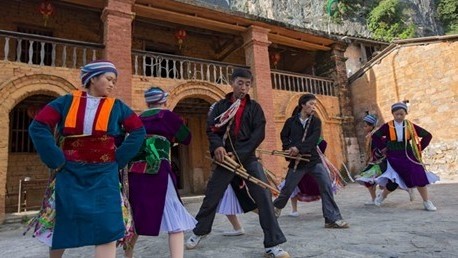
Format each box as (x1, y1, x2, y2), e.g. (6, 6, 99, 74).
(175, 29, 187, 50)
(39, 1, 55, 27)
(270, 52, 281, 68)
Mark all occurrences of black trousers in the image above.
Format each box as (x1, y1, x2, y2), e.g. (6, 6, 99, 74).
(193, 160, 286, 248)
(273, 163, 343, 223)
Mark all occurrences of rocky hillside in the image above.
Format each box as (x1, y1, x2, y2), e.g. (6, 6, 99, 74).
(194, 0, 443, 38)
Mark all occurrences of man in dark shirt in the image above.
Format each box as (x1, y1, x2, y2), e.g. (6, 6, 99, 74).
(185, 68, 289, 258)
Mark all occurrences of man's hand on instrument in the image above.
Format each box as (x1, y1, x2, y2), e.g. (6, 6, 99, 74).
(214, 147, 228, 163)
(227, 152, 235, 160)
(287, 146, 300, 157)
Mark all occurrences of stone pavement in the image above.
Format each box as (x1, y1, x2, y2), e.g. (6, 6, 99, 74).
(1, 182, 457, 258)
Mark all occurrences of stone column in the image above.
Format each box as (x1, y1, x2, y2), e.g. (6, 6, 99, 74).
(242, 26, 281, 175)
(101, 0, 135, 104)
(332, 42, 360, 175)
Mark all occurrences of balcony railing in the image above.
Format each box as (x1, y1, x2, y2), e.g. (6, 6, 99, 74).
(133, 51, 336, 96)
(271, 70, 336, 96)
(132, 50, 248, 85)
(0, 30, 104, 68)
(0, 30, 335, 96)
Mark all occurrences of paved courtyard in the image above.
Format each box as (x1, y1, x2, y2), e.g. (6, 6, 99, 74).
(1, 181, 457, 258)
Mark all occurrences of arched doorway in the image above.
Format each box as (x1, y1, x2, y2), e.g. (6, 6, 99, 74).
(6, 94, 56, 213)
(173, 97, 212, 196)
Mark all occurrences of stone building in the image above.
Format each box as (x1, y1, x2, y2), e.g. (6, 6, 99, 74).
(0, 0, 355, 223)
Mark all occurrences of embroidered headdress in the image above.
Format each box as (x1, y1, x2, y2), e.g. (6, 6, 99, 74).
(80, 60, 117, 87)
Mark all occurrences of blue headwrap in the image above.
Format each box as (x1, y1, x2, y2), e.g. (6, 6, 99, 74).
(391, 102, 408, 113)
(144, 87, 169, 105)
(363, 114, 378, 125)
(80, 60, 118, 87)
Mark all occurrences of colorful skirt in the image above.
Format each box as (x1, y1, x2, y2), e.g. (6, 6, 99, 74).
(217, 185, 244, 215)
(27, 178, 56, 247)
(355, 161, 385, 186)
(375, 160, 440, 190)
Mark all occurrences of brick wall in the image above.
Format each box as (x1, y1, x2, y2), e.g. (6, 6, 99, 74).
(0, 1, 102, 43)
(0, 62, 78, 222)
(351, 39, 458, 178)
(5, 154, 49, 213)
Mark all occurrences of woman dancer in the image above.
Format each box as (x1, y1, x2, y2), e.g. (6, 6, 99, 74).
(373, 102, 439, 211)
(125, 87, 196, 258)
(28, 60, 145, 258)
(355, 114, 386, 205)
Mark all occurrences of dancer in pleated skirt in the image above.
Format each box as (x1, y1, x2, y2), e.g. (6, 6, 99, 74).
(125, 87, 196, 258)
(372, 102, 439, 211)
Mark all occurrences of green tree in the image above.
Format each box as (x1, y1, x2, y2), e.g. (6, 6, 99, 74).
(437, 0, 458, 34)
(367, 0, 416, 41)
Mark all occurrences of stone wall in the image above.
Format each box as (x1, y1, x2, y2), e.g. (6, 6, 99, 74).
(350, 38, 458, 178)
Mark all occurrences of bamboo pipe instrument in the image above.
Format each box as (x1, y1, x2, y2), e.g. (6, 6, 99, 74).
(256, 149, 311, 162)
(206, 156, 280, 195)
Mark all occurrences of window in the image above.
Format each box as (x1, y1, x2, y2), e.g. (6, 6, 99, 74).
(364, 45, 377, 61)
(10, 95, 55, 153)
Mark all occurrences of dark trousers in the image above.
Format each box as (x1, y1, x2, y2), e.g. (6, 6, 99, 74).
(193, 160, 286, 248)
(273, 163, 343, 223)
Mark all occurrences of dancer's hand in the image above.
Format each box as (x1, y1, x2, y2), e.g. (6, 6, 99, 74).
(214, 147, 228, 163)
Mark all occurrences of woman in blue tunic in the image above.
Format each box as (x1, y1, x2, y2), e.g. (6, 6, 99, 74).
(28, 60, 146, 257)
(125, 87, 196, 258)
(373, 102, 439, 211)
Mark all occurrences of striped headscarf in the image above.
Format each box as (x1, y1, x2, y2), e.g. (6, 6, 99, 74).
(80, 60, 118, 87)
(363, 114, 378, 126)
(144, 87, 169, 105)
(391, 102, 408, 113)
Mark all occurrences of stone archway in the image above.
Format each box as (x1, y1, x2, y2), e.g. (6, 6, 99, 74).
(0, 74, 75, 222)
(168, 82, 227, 195)
(167, 81, 226, 109)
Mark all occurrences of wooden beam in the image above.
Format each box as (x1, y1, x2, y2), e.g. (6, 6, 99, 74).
(134, 4, 247, 35)
(60, 0, 105, 9)
(269, 34, 331, 51)
(67, 0, 335, 49)
(137, 0, 335, 47)
(216, 41, 243, 61)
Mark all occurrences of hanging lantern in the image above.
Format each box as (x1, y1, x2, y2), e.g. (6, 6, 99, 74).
(175, 29, 187, 50)
(270, 52, 281, 68)
(39, 0, 55, 27)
